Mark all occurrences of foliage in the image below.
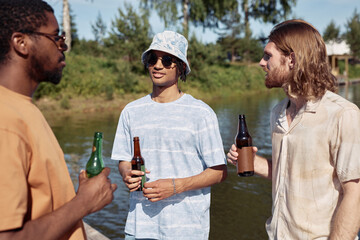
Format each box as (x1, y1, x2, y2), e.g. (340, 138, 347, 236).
(345, 9, 360, 59)
(217, 35, 263, 62)
(106, 3, 152, 72)
(140, 0, 239, 38)
(245, 0, 297, 25)
(323, 20, 341, 42)
(33, 53, 150, 100)
(33, 52, 270, 100)
(91, 12, 107, 45)
(37, 0, 360, 108)
(337, 60, 360, 79)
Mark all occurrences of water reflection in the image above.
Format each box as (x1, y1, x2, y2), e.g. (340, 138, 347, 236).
(46, 84, 359, 240)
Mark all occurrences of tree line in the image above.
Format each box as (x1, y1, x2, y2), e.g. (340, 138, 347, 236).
(61, 1, 360, 66)
(35, 1, 360, 107)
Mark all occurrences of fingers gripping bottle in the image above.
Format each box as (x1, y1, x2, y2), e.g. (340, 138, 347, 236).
(131, 137, 145, 191)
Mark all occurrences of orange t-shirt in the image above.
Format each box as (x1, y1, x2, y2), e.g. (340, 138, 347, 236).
(0, 86, 85, 239)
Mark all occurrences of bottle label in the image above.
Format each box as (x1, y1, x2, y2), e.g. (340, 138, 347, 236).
(141, 165, 146, 188)
(92, 146, 96, 152)
(236, 146, 254, 173)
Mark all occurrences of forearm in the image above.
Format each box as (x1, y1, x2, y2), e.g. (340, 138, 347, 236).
(254, 154, 272, 180)
(0, 196, 86, 240)
(330, 179, 360, 240)
(175, 164, 227, 194)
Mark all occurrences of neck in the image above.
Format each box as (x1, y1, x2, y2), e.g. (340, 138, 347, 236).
(0, 62, 38, 97)
(288, 96, 306, 111)
(151, 85, 183, 103)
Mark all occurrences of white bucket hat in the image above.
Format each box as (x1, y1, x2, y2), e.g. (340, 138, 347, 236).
(141, 30, 191, 75)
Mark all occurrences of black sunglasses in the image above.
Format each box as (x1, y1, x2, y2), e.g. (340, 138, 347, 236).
(22, 30, 67, 51)
(147, 52, 175, 67)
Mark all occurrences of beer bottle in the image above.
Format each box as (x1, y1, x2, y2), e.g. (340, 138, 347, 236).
(131, 137, 145, 191)
(235, 115, 254, 177)
(86, 132, 105, 178)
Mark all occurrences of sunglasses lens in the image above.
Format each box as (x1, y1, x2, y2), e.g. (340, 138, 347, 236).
(147, 53, 173, 67)
(162, 55, 173, 67)
(148, 53, 158, 65)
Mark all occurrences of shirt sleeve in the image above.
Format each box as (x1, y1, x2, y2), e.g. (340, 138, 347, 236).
(197, 108, 226, 168)
(334, 108, 360, 182)
(0, 129, 29, 231)
(111, 108, 132, 162)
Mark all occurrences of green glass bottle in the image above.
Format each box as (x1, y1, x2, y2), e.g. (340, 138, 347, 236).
(86, 132, 105, 178)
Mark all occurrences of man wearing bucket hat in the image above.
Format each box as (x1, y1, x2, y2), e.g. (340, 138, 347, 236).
(111, 30, 227, 239)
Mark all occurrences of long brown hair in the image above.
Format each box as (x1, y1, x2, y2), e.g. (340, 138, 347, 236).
(269, 19, 337, 100)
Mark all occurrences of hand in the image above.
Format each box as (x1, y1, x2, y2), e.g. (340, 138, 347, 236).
(226, 144, 238, 166)
(227, 144, 258, 166)
(122, 169, 149, 192)
(76, 167, 117, 215)
(143, 179, 175, 202)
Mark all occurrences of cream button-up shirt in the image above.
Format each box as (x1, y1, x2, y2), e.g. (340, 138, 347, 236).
(266, 91, 360, 240)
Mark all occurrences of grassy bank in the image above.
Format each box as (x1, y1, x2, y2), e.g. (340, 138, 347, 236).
(34, 53, 360, 116)
(35, 53, 269, 115)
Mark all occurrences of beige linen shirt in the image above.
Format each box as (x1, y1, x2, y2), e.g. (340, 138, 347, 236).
(266, 90, 360, 240)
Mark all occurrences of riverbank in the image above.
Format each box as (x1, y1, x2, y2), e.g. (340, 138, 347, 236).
(36, 78, 360, 118)
(35, 86, 261, 117)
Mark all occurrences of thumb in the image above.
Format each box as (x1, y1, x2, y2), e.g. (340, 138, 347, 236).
(78, 169, 87, 183)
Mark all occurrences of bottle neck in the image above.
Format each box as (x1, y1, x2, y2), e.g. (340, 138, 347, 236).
(133, 140, 142, 157)
(92, 136, 102, 156)
(238, 116, 249, 134)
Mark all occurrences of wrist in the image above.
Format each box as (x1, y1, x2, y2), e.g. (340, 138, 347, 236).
(172, 178, 176, 194)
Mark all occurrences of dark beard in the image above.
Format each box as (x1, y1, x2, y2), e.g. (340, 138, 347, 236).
(29, 54, 63, 85)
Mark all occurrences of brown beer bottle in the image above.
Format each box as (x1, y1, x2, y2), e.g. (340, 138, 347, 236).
(235, 114, 254, 177)
(131, 137, 145, 191)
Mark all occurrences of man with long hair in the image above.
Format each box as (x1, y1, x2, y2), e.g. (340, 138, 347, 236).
(227, 19, 360, 239)
(0, 1, 117, 239)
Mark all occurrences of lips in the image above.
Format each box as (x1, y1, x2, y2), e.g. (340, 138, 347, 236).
(59, 55, 66, 67)
(152, 71, 165, 78)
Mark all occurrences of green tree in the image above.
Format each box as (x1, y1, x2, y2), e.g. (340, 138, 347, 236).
(106, 3, 152, 71)
(140, 0, 238, 38)
(345, 9, 360, 59)
(91, 12, 107, 45)
(239, 0, 297, 58)
(323, 20, 340, 42)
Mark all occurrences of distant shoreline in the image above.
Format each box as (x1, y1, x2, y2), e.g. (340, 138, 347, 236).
(36, 78, 360, 118)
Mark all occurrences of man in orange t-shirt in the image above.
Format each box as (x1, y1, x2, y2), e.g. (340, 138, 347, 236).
(0, 1, 117, 239)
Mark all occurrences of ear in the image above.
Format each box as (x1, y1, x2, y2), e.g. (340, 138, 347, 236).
(288, 52, 296, 70)
(11, 32, 30, 56)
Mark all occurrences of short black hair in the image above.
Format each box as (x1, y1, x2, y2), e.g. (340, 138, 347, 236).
(0, 0, 54, 64)
(143, 51, 187, 82)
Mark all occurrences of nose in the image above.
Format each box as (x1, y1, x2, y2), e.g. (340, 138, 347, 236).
(60, 42, 68, 52)
(154, 57, 163, 68)
(259, 58, 266, 68)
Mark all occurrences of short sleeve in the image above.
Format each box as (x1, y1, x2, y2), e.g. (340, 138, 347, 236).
(111, 109, 132, 162)
(0, 129, 29, 231)
(334, 108, 360, 182)
(197, 109, 226, 168)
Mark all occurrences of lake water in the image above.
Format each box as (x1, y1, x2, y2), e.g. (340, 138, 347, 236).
(45, 84, 360, 240)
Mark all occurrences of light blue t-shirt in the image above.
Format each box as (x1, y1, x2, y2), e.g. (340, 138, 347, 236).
(111, 93, 226, 240)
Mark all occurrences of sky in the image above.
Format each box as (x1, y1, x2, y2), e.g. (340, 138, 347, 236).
(47, 0, 360, 43)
